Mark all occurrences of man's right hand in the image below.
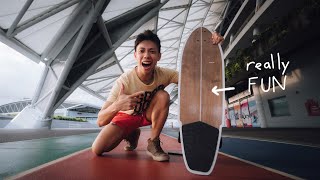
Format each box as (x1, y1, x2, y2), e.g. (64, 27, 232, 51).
(115, 83, 145, 111)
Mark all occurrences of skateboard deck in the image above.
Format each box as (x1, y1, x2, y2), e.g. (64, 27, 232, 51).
(179, 27, 224, 175)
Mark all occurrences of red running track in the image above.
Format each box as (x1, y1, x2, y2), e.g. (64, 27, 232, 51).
(13, 129, 291, 180)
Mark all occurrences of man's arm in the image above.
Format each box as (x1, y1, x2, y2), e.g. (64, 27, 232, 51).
(96, 101, 120, 127)
(96, 83, 144, 127)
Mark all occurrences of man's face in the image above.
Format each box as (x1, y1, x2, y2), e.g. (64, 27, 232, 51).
(134, 40, 161, 74)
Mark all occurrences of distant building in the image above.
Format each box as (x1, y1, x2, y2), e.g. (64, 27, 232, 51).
(54, 104, 100, 124)
(0, 100, 100, 124)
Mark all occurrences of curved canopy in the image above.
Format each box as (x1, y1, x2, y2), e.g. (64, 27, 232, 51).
(0, 0, 228, 120)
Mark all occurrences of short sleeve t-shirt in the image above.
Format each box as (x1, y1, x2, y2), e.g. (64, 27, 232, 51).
(107, 66, 178, 115)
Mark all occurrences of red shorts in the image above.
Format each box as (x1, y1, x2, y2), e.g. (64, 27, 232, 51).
(111, 112, 152, 138)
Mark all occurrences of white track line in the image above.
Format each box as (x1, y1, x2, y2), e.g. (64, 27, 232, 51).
(164, 133, 309, 179)
(9, 133, 177, 179)
(12, 133, 303, 179)
(163, 132, 319, 149)
(223, 135, 320, 148)
(161, 132, 178, 139)
(219, 152, 304, 180)
(199, 27, 203, 122)
(6, 147, 91, 180)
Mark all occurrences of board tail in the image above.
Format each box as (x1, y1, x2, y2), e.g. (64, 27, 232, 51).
(181, 121, 220, 175)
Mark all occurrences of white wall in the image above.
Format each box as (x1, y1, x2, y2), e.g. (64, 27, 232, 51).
(258, 44, 320, 127)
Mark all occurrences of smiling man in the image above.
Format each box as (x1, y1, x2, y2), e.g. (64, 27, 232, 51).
(91, 30, 223, 162)
(92, 30, 177, 161)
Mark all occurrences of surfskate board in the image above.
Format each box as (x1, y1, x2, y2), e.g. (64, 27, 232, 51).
(179, 27, 224, 175)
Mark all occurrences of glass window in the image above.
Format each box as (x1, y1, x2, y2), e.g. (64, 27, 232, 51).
(268, 96, 290, 117)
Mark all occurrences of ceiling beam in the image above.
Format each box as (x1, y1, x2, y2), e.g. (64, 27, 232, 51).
(80, 85, 106, 101)
(160, 4, 189, 11)
(172, 0, 193, 69)
(6, 0, 34, 37)
(12, 0, 80, 36)
(41, 0, 89, 62)
(0, 29, 42, 63)
(158, 8, 187, 31)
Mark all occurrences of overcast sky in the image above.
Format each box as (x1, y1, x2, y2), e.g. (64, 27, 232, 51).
(0, 42, 104, 106)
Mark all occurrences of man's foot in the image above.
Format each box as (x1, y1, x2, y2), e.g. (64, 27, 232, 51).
(124, 128, 141, 151)
(147, 137, 170, 161)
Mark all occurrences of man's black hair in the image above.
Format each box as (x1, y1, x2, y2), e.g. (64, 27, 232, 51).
(134, 30, 161, 53)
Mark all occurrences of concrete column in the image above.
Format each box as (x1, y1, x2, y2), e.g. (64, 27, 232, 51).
(252, 84, 268, 128)
(252, 26, 260, 43)
(225, 58, 230, 67)
(253, 26, 264, 56)
(255, 0, 264, 12)
(230, 33, 234, 44)
(253, 27, 260, 36)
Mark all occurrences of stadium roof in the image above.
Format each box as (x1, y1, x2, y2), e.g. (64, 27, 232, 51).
(0, 0, 230, 120)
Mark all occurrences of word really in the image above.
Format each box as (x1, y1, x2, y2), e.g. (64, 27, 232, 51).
(247, 53, 289, 93)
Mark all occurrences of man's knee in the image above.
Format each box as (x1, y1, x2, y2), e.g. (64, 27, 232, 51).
(91, 144, 103, 156)
(91, 141, 114, 156)
(153, 90, 170, 105)
(91, 124, 123, 156)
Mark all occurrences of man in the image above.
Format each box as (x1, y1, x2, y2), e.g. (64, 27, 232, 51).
(92, 30, 224, 162)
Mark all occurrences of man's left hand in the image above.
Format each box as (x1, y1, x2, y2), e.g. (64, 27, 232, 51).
(212, 31, 224, 45)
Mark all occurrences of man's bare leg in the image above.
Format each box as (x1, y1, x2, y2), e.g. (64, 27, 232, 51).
(145, 90, 170, 161)
(146, 90, 170, 140)
(91, 123, 124, 155)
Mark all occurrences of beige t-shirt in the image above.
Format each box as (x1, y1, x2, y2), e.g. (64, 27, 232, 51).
(107, 66, 178, 115)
